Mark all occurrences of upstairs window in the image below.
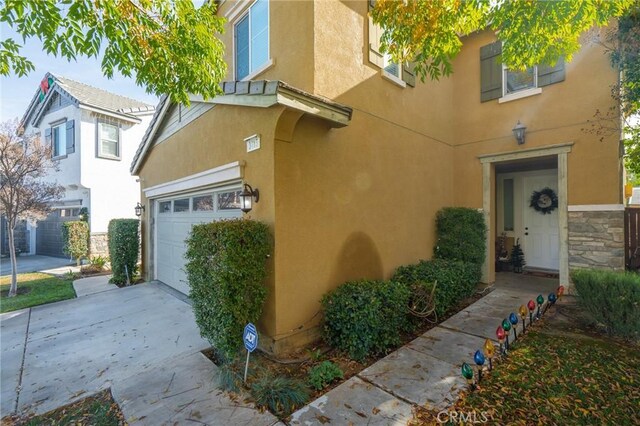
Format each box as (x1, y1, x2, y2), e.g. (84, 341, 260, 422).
(45, 119, 74, 158)
(480, 41, 565, 103)
(235, 0, 269, 80)
(97, 121, 120, 160)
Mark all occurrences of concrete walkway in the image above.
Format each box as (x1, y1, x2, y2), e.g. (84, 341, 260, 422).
(73, 275, 117, 297)
(0, 282, 280, 425)
(290, 273, 558, 425)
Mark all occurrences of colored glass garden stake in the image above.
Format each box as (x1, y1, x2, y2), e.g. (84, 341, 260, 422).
(509, 312, 518, 340)
(462, 362, 475, 390)
(483, 339, 495, 371)
(557, 285, 565, 300)
(544, 292, 557, 315)
(519, 304, 527, 334)
(502, 319, 511, 351)
(527, 299, 535, 325)
(474, 350, 485, 382)
(496, 326, 505, 355)
(536, 294, 544, 319)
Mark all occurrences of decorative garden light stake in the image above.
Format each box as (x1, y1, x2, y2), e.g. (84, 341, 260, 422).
(544, 292, 557, 315)
(483, 339, 495, 371)
(509, 312, 519, 340)
(474, 350, 486, 382)
(519, 304, 527, 334)
(527, 299, 535, 325)
(502, 319, 512, 351)
(496, 326, 506, 356)
(462, 362, 475, 390)
(536, 294, 545, 319)
(557, 285, 565, 300)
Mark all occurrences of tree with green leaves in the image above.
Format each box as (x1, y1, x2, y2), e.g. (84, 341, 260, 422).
(0, 119, 63, 297)
(371, 0, 634, 80)
(0, 0, 226, 104)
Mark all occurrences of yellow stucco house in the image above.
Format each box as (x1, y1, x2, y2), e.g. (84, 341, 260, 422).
(131, 0, 624, 354)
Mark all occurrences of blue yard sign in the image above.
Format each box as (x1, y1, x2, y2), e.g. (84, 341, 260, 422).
(243, 323, 258, 352)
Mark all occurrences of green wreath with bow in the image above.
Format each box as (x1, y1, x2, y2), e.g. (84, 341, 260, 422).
(529, 187, 558, 214)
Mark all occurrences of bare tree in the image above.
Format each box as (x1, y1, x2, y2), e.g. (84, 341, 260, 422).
(0, 119, 63, 297)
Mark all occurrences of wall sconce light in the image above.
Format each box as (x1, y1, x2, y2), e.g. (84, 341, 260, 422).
(240, 183, 259, 213)
(512, 121, 526, 145)
(134, 202, 145, 217)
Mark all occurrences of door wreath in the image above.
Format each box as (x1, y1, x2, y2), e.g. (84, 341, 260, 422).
(529, 187, 558, 214)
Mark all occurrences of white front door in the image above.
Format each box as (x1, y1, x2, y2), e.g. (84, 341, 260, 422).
(522, 173, 559, 270)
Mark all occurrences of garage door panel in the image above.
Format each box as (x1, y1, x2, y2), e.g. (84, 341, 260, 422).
(155, 190, 242, 294)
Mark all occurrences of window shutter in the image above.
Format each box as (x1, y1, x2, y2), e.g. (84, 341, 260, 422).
(538, 58, 565, 87)
(118, 125, 122, 158)
(65, 119, 75, 154)
(45, 127, 52, 152)
(480, 41, 503, 102)
(402, 61, 416, 87)
(368, 17, 384, 68)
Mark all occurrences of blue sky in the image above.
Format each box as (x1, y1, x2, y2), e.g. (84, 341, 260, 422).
(0, 25, 160, 122)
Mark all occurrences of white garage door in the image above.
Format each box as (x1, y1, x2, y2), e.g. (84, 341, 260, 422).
(155, 188, 243, 294)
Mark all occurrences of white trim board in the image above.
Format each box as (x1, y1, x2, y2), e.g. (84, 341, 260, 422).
(143, 161, 244, 199)
(568, 204, 625, 212)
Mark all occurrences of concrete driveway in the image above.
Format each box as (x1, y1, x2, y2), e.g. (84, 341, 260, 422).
(0, 255, 74, 277)
(0, 282, 279, 425)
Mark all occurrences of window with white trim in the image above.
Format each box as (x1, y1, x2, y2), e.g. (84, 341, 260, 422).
(383, 54, 401, 79)
(503, 65, 538, 96)
(52, 122, 66, 158)
(235, 0, 269, 80)
(97, 121, 120, 159)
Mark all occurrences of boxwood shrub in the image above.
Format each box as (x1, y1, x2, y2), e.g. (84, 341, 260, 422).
(107, 219, 139, 284)
(185, 219, 271, 361)
(434, 207, 486, 265)
(571, 269, 640, 339)
(321, 279, 412, 362)
(392, 259, 479, 317)
(62, 221, 89, 265)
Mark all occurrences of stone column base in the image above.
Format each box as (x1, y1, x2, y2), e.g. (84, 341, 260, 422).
(90, 233, 109, 257)
(568, 209, 624, 271)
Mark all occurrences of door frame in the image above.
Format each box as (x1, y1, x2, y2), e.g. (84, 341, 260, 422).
(479, 142, 573, 285)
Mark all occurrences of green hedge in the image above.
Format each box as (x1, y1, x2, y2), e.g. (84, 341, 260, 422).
(62, 221, 89, 265)
(185, 219, 271, 361)
(321, 279, 412, 362)
(392, 259, 479, 317)
(107, 219, 139, 284)
(571, 269, 640, 339)
(434, 207, 486, 265)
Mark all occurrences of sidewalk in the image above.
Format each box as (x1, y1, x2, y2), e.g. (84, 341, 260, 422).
(290, 274, 558, 425)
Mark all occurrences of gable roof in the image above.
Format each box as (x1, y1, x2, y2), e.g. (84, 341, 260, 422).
(130, 80, 353, 175)
(21, 73, 155, 129)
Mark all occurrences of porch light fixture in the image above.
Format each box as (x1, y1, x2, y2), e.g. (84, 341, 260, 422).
(240, 183, 260, 213)
(512, 121, 526, 145)
(134, 202, 145, 217)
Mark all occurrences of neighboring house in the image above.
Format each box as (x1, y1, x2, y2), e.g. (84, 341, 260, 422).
(19, 73, 154, 258)
(131, 1, 624, 355)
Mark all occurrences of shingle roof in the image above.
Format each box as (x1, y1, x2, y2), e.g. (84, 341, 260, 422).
(53, 74, 155, 114)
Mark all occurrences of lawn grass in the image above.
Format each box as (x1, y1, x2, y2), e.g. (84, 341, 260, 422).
(413, 306, 640, 425)
(3, 389, 125, 426)
(0, 273, 75, 313)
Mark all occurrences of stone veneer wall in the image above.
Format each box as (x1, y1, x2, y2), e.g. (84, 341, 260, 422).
(90, 233, 109, 257)
(568, 210, 624, 270)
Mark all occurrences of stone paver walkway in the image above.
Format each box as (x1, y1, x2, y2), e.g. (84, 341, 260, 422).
(290, 273, 558, 425)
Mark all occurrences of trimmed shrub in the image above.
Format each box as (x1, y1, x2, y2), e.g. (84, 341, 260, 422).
(308, 361, 344, 390)
(185, 219, 271, 361)
(62, 221, 89, 265)
(571, 269, 640, 339)
(392, 259, 479, 317)
(434, 207, 486, 265)
(322, 279, 412, 362)
(107, 219, 139, 284)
